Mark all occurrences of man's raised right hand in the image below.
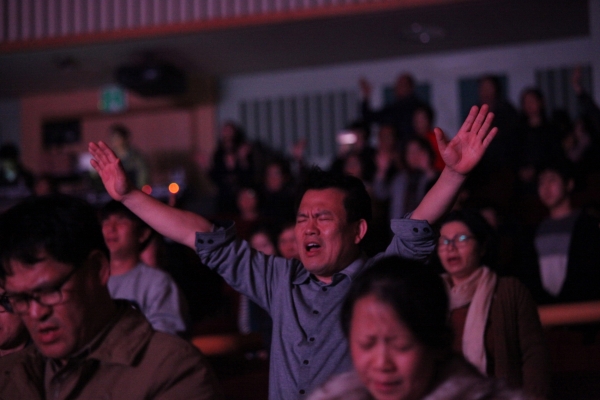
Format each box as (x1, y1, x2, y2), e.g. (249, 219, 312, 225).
(89, 141, 134, 201)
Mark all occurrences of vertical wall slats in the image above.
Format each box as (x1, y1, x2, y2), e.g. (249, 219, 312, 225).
(0, 1, 5, 42)
(73, 0, 83, 34)
(0, 0, 392, 43)
(47, 0, 58, 37)
(535, 65, 594, 120)
(152, 0, 161, 26)
(237, 89, 355, 164)
(7, 0, 19, 41)
(20, 0, 31, 40)
(99, 0, 108, 32)
(60, 0, 68, 36)
(207, 0, 216, 20)
(33, 0, 43, 38)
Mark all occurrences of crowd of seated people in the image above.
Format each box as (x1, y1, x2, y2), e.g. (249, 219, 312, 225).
(0, 68, 598, 399)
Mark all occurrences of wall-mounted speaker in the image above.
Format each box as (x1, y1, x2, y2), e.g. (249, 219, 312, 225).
(115, 62, 187, 97)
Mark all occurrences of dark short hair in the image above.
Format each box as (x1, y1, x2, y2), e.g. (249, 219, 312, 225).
(439, 209, 496, 267)
(295, 166, 372, 224)
(346, 120, 371, 142)
(402, 135, 436, 168)
(341, 256, 452, 351)
(0, 195, 108, 279)
(520, 87, 546, 114)
(537, 158, 575, 185)
(109, 124, 131, 140)
(478, 74, 503, 98)
(99, 200, 153, 250)
(221, 120, 247, 148)
(414, 103, 435, 124)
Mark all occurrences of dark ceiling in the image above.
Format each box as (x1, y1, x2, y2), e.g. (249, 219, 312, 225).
(0, 0, 590, 98)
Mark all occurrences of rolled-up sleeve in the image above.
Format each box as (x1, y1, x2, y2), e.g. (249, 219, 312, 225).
(195, 221, 295, 314)
(383, 218, 437, 262)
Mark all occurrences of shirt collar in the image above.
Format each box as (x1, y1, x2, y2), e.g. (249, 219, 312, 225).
(292, 253, 368, 286)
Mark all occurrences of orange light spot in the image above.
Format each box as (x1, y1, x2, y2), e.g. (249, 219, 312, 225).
(169, 183, 180, 194)
(142, 185, 152, 195)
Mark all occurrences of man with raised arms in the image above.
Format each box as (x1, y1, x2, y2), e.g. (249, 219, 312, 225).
(89, 105, 497, 399)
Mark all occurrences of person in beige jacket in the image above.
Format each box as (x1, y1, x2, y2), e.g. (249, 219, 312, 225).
(0, 195, 222, 400)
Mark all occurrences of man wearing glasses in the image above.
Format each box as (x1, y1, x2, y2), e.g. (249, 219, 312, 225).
(0, 195, 222, 399)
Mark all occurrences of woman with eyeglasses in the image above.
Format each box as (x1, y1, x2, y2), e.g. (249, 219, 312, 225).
(437, 209, 550, 399)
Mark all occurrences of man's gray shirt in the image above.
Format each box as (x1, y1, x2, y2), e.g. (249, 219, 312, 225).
(195, 218, 436, 400)
(108, 262, 188, 336)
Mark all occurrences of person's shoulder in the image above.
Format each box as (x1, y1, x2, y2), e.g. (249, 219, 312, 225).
(428, 356, 528, 400)
(496, 276, 532, 295)
(0, 344, 41, 378)
(146, 330, 202, 358)
(0, 345, 36, 369)
(497, 275, 526, 289)
(122, 328, 223, 398)
(494, 276, 539, 308)
(135, 263, 178, 284)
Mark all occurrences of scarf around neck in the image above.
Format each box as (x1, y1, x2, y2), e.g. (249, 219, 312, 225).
(442, 266, 497, 375)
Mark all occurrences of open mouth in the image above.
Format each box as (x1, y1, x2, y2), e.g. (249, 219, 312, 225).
(305, 243, 321, 253)
(372, 379, 402, 393)
(37, 326, 60, 344)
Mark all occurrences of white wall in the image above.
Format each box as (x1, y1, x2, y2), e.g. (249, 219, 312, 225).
(218, 0, 600, 139)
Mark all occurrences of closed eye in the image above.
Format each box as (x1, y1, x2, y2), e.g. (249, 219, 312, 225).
(357, 338, 376, 350)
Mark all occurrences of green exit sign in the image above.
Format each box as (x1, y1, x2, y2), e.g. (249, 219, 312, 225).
(99, 85, 127, 113)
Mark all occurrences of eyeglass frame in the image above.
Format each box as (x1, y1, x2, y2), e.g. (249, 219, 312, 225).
(1, 267, 80, 315)
(0, 294, 11, 313)
(437, 234, 474, 249)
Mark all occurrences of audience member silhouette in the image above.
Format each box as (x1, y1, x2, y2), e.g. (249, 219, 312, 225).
(359, 73, 426, 141)
(525, 162, 600, 305)
(109, 124, 149, 189)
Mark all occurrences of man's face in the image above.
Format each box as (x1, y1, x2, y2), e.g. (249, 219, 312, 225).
(4, 252, 105, 360)
(102, 214, 144, 258)
(538, 170, 571, 210)
(295, 189, 364, 282)
(0, 288, 28, 351)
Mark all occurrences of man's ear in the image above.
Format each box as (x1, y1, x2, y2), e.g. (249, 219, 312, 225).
(138, 227, 152, 246)
(88, 250, 111, 286)
(354, 219, 368, 245)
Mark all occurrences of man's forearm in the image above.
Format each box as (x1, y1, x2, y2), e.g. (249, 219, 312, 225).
(409, 167, 465, 224)
(122, 189, 213, 249)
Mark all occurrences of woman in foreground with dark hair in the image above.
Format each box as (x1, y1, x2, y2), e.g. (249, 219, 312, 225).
(308, 256, 528, 400)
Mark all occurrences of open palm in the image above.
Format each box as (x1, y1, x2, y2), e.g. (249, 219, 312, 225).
(436, 105, 498, 175)
(88, 141, 132, 201)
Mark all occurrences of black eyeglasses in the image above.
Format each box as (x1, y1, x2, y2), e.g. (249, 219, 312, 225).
(0, 295, 12, 313)
(438, 234, 474, 249)
(2, 267, 79, 315)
